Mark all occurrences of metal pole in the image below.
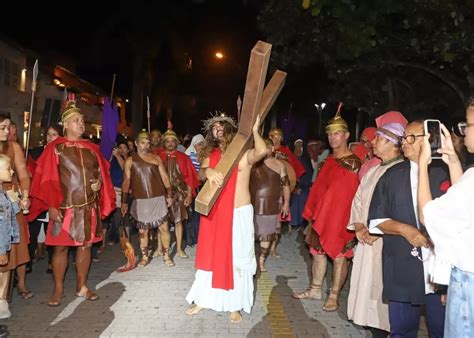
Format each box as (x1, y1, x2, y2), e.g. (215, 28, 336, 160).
(146, 96, 151, 133)
(25, 59, 38, 158)
(110, 74, 116, 102)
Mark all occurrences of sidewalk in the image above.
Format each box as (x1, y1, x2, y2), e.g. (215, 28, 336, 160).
(1, 230, 428, 337)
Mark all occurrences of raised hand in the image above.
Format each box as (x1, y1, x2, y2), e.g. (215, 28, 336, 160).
(206, 168, 224, 188)
(438, 123, 460, 166)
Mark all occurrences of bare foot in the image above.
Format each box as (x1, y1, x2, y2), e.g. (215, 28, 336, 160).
(177, 251, 189, 258)
(47, 287, 63, 307)
(75, 285, 99, 301)
(186, 304, 202, 315)
(229, 311, 242, 323)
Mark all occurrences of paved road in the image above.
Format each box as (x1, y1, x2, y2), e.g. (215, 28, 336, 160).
(1, 229, 429, 337)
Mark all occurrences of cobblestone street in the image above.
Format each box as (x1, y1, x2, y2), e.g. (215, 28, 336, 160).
(1, 230, 428, 337)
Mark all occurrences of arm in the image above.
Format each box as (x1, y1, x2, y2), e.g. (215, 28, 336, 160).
(246, 115, 267, 165)
(12, 142, 31, 210)
(184, 184, 193, 207)
(280, 162, 290, 217)
(418, 126, 462, 224)
(377, 219, 431, 248)
(199, 156, 225, 188)
(157, 156, 173, 206)
(113, 149, 125, 170)
(198, 157, 209, 182)
(121, 157, 132, 216)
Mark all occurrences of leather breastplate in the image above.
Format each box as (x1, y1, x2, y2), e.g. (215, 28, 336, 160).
(57, 143, 99, 208)
(250, 161, 281, 215)
(165, 154, 187, 196)
(130, 153, 165, 199)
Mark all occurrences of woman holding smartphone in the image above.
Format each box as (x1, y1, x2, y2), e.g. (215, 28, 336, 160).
(418, 105, 474, 337)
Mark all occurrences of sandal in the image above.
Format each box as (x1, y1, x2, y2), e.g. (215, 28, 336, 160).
(292, 284, 322, 300)
(270, 251, 281, 258)
(163, 249, 175, 267)
(229, 311, 242, 323)
(177, 251, 189, 259)
(47, 299, 61, 307)
(18, 289, 34, 300)
(185, 304, 202, 315)
(322, 291, 340, 312)
(75, 288, 99, 301)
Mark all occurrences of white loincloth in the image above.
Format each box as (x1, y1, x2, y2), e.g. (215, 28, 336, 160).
(186, 204, 256, 314)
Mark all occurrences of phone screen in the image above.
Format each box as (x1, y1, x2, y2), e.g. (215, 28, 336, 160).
(426, 120, 442, 158)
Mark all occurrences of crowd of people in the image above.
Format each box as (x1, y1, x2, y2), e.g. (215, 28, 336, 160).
(0, 99, 472, 337)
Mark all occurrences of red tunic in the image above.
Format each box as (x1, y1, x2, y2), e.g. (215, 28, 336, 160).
(275, 145, 306, 179)
(194, 148, 237, 290)
(28, 138, 115, 245)
(158, 150, 200, 196)
(303, 155, 360, 259)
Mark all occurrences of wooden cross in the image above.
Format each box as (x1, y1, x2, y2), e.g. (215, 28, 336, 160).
(195, 41, 287, 215)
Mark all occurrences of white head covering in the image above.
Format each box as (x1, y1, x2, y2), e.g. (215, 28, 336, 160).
(185, 134, 205, 155)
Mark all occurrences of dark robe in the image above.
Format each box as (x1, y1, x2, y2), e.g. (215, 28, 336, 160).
(368, 160, 449, 304)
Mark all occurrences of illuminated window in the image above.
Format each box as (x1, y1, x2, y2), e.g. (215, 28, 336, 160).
(0, 58, 20, 90)
(23, 111, 29, 149)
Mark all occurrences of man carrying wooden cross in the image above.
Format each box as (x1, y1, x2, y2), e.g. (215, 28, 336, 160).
(185, 113, 266, 323)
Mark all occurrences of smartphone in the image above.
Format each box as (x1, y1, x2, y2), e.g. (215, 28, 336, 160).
(424, 119, 442, 159)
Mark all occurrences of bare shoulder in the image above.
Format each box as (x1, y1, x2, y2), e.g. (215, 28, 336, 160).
(153, 153, 163, 165)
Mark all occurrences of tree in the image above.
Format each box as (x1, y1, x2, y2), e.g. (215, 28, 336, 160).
(258, 0, 474, 118)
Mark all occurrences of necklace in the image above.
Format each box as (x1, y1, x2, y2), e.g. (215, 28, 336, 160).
(381, 155, 403, 166)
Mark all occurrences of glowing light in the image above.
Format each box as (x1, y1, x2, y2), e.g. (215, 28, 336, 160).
(215, 52, 224, 59)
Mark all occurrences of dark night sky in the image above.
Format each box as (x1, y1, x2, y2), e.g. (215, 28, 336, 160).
(1, 1, 263, 123)
(1, 0, 329, 139)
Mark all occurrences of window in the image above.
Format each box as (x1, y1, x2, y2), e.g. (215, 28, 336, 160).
(0, 58, 20, 89)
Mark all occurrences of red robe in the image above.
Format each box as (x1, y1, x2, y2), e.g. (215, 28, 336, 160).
(28, 137, 116, 222)
(275, 145, 306, 178)
(303, 155, 359, 259)
(194, 148, 237, 290)
(158, 150, 200, 196)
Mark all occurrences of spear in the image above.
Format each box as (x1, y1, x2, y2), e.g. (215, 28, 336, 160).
(146, 96, 151, 133)
(25, 59, 38, 158)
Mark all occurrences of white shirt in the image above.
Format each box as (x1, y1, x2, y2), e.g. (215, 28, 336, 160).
(423, 168, 474, 285)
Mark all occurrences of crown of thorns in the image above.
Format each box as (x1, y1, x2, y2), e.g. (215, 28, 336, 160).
(202, 111, 238, 132)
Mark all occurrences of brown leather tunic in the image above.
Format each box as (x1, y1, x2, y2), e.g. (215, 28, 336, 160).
(58, 144, 99, 209)
(250, 161, 281, 215)
(56, 143, 101, 242)
(130, 153, 165, 199)
(164, 154, 188, 223)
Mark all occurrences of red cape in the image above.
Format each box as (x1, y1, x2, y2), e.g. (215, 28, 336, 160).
(194, 148, 237, 290)
(275, 145, 306, 178)
(303, 155, 359, 259)
(28, 137, 116, 222)
(158, 150, 200, 196)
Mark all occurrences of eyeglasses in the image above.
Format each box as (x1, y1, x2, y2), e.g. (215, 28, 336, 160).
(398, 134, 425, 145)
(458, 121, 474, 136)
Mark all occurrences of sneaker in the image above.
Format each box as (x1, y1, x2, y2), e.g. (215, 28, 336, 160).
(0, 300, 11, 319)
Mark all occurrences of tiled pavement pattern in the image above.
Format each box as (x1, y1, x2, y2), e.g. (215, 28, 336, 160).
(1, 229, 429, 337)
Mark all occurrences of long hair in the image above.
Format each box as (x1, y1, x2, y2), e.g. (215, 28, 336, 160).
(0, 112, 11, 154)
(199, 121, 237, 161)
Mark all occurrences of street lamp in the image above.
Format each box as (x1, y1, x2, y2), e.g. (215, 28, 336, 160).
(315, 102, 326, 136)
